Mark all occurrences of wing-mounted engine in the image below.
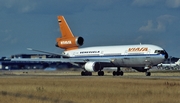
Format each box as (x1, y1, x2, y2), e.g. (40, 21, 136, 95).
(56, 36, 84, 50)
(84, 62, 101, 72)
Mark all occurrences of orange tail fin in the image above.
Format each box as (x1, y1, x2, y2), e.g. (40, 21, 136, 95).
(57, 16, 74, 38)
(56, 16, 84, 51)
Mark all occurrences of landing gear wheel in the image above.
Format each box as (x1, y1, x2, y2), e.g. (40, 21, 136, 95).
(112, 71, 124, 76)
(81, 71, 92, 76)
(145, 72, 151, 76)
(120, 71, 124, 76)
(87, 72, 92, 76)
(81, 71, 85, 76)
(113, 71, 117, 76)
(98, 71, 104, 76)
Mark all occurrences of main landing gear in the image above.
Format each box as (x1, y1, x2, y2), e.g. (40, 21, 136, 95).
(113, 67, 124, 76)
(98, 71, 104, 76)
(145, 71, 151, 76)
(81, 71, 105, 76)
(81, 71, 92, 76)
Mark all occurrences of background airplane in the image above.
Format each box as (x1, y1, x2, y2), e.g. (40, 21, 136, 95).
(157, 58, 180, 70)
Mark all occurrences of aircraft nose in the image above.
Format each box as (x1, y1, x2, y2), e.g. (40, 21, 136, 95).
(164, 50, 168, 59)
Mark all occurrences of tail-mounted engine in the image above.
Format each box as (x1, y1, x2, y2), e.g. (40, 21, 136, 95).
(56, 37, 84, 50)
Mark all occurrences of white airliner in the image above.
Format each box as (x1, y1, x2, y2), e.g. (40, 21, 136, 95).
(157, 59, 180, 70)
(13, 16, 169, 76)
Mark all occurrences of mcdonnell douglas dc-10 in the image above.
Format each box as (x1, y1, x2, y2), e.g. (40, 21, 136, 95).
(14, 16, 169, 76)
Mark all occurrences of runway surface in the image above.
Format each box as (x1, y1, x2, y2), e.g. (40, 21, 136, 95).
(1, 70, 180, 103)
(0, 70, 180, 79)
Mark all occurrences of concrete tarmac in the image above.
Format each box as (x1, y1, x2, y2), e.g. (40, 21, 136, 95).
(0, 70, 180, 79)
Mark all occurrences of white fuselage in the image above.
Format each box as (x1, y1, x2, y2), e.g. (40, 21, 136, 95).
(63, 44, 167, 67)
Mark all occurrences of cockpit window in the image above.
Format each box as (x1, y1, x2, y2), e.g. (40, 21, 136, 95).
(155, 50, 168, 59)
(154, 50, 165, 54)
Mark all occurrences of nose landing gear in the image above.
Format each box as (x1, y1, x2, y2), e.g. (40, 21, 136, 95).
(145, 71, 151, 76)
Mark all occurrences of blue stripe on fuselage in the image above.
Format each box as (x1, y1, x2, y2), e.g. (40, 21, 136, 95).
(70, 54, 164, 59)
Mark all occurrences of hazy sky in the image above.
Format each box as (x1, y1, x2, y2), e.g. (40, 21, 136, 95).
(0, 0, 180, 57)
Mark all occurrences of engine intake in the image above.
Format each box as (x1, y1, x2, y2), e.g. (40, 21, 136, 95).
(76, 37, 84, 46)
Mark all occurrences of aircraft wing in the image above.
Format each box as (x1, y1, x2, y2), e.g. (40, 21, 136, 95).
(11, 57, 111, 63)
(27, 48, 70, 58)
(18, 48, 112, 63)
